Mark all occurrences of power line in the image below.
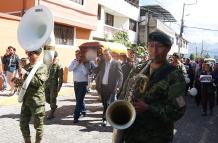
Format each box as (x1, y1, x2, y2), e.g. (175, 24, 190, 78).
(184, 26, 218, 32)
(172, 23, 218, 32)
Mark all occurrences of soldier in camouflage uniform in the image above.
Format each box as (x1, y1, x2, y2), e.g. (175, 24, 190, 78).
(45, 51, 63, 119)
(119, 31, 186, 143)
(19, 48, 48, 143)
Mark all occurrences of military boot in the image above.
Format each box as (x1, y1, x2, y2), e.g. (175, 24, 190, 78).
(24, 137, 31, 143)
(47, 109, 55, 119)
(35, 136, 42, 143)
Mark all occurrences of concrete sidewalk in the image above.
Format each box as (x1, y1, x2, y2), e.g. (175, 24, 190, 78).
(0, 83, 76, 106)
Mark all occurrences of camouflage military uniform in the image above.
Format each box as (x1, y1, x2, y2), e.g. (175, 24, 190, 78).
(120, 60, 186, 143)
(45, 61, 63, 110)
(20, 63, 48, 141)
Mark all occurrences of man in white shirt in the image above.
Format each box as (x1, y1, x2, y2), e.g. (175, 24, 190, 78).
(96, 49, 123, 126)
(68, 50, 88, 123)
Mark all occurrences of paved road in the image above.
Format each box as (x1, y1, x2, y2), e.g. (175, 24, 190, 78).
(0, 84, 218, 143)
(0, 84, 112, 143)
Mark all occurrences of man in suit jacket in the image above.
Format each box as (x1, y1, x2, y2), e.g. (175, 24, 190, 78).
(96, 49, 123, 126)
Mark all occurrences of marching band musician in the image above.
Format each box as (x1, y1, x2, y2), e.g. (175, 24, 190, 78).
(119, 31, 186, 143)
(19, 48, 48, 143)
(45, 51, 63, 119)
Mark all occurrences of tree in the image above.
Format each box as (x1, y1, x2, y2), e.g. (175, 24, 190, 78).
(113, 31, 131, 47)
(113, 31, 148, 57)
(205, 53, 210, 58)
(189, 53, 195, 60)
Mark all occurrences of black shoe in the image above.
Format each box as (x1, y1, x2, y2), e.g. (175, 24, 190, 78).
(210, 110, 213, 116)
(101, 120, 107, 127)
(81, 112, 86, 116)
(202, 112, 207, 116)
(73, 119, 79, 123)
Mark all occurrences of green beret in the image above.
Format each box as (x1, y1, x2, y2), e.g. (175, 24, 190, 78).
(148, 31, 173, 47)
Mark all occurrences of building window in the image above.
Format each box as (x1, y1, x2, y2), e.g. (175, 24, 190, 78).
(69, 0, 83, 5)
(129, 19, 137, 32)
(105, 13, 114, 26)
(97, 5, 101, 20)
(54, 24, 74, 45)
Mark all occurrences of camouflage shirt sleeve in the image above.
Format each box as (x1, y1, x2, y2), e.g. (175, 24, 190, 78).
(147, 69, 186, 122)
(58, 63, 63, 88)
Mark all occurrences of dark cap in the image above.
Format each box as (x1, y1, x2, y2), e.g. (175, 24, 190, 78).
(30, 48, 42, 55)
(148, 31, 173, 47)
(54, 51, 58, 58)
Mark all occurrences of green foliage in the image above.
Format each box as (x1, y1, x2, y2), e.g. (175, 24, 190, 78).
(113, 31, 131, 47)
(131, 44, 148, 57)
(189, 53, 195, 60)
(205, 53, 210, 58)
(113, 31, 148, 57)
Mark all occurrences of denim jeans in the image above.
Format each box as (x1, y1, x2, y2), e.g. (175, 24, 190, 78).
(73, 82, 88, 119)
(1, 73, 7, 90)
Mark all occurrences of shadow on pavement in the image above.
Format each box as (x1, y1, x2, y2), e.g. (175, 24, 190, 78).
(0, 113, 20, 119)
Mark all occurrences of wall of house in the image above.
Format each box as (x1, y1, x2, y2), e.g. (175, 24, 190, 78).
(0, 13, 94, 83)
(41, 0, 98, 30)
(99, 0, 139, 21)
(0, 0, 98, 82)
(0, 0, 35, 15)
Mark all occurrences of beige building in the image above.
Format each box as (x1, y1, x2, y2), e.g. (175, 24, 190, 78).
(0, 0, 98, 82)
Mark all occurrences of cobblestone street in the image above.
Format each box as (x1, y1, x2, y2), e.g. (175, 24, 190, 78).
(1, 84, 218, 143)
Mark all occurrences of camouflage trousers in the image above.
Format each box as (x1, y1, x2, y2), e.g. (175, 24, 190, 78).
(20, 104, 45, 138)
(45, 86, 58, 110)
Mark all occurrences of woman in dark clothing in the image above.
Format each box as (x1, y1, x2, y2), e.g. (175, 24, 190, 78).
(200, 63, 216, 116)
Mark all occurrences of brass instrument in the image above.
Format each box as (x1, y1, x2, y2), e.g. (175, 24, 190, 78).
(106, 60, 152, 143)
(17, 5, 55, 102)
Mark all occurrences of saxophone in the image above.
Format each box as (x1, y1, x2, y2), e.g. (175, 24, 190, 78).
(106, 60, 152, 143)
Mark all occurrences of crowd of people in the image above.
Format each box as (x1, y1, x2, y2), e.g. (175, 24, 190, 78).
(0, 46, 20, 94)
(169, 53, 218, 116)
(1, 31, 217, 143)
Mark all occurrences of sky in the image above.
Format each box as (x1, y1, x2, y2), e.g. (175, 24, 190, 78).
(140, 0, 218, 44)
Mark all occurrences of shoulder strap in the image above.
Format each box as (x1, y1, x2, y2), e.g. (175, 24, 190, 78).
(18, 60, 43, 103)
(151, 64, 176, 84)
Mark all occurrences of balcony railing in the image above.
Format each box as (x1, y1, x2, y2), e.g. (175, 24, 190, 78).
(104, 25, 122, 39)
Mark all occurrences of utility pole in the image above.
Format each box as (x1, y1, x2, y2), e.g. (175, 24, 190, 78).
(179, 3, 185, 38)
(200, 40, 204, 57)
(195, 46, 197, 58)
(179, 1, 197, 55)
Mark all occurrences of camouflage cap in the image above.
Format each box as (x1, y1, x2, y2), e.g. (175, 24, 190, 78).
(148, 31, 173, 47)
(29, 48, 42, 55)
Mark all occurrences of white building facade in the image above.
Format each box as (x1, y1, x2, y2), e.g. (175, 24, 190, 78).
(91, 0, 140, 44)
(139, 5, 188, 56)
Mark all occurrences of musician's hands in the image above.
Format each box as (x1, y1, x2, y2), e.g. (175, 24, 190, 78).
(133, 98, 149, 114)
